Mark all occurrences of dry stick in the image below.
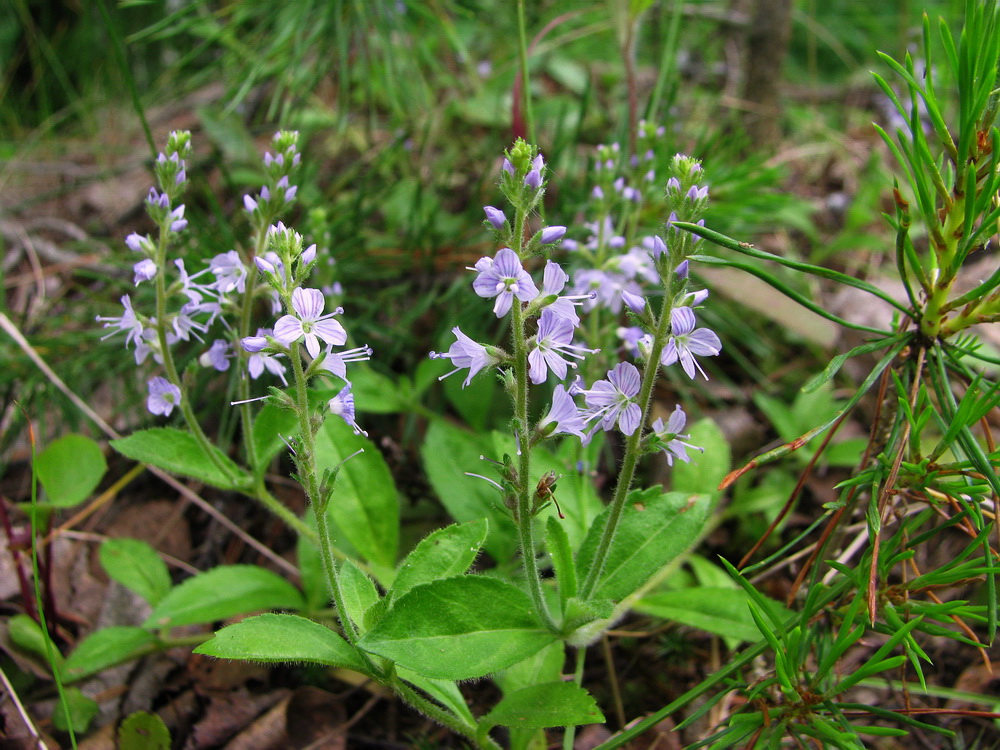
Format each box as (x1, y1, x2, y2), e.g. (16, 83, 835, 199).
(0, 312, 298, 577)
(0, 663, 48, 750)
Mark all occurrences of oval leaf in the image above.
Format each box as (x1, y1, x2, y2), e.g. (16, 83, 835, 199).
(119, 711, 171, 750)
(576, 490, 710, 603)
(194, 613, 369, 673)
(484, 682, 604, 729)
(358, 576, 556, 680)
(64, 627, 157, 682)
(111, 428, 249, 491)
(144, 565, 304, 629)
(99, 538, 172, 605)
(391, 519, 488, 603)
(340, 559, 381, 634)
(35, 434, 107, 508)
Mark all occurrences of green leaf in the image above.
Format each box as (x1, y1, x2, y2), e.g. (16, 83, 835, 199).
(483, 682, 604, 729)
(250, 403, 298, 474)
(348, 366, 409, 413)
(297, 532, 328, 611)
(546, 516, 576, 606)
(111, 428, 249, 491)
(494, 641, 565, 696)
(194, 613, 369, 673)
(35, 434, 107, 508)
(8, 613, 60, 665)
(635, 588, 791, 644)
(340, 559, 380, 634)
(144, 565, 304, 629)
(99, 538, 172, 606)
(314, 416, 399, 574)
(421, 420, 518, 563)
(118, 711, 171, 750)
(576, 490, 710, 603)
(358, 577, 556, 680)
(63, 627, 157, 682)
(396, 667, 476, 725)
(53, 687, 99, 733)
(671, 418, 731, 499)
(391, 519, 488, 603)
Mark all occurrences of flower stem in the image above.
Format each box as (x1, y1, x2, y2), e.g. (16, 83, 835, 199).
(391, 677, 501, 750)
(579, 285, 674, 600)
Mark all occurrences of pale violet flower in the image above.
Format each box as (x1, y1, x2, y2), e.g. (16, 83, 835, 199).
(430, 327, 498, 387)
(199, 339, 231, 371)
(147, 377, 181, 416)
(661, 306, 721, 379)
(133, 259, 157, 285)
(540, 385, 586, 440)
(321, 344, 373, 380)
(245, 328, 287, 384)
(209, 250, 247, 294)
(528, 309, 597, 384)
(484, 206, 507, 229)
(97, 295, 143, 348)
(274, 287, 347, 358)
(471, 247, 538, 318)
(328, 384, 366, 436)
(583, 362, 642, 439)
(652, 405, 702, 466)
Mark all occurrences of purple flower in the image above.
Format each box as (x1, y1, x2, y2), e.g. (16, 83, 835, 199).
(539, 226, 566, 244)
(661, 306, 722, 379)
(126, 232, 151, 254)
(540, 385, 586, 440)
(97, 295, 143, 348)
(471, 247, 539, 317)
(168, 205, 187, 233)
(209, 250, 247, 294)
(301, 244, 316, 265)
(582, 362, 642, 438)
(199, 339, 231, 371)
(273, 287, 348, 358)
(651, 406, 701, 466)
(147, 377, 181, 417)
(328, 384, 367, 436)
(528, 309, 597, 384)
(540, 260, 590, 325)
(650, 235, 667, 259)
(242, 335, 269, 352)
(255, 256, 275, 274)
(243, 194, 258, 212)
(321, 344, 373, 380)
(133, 259, 157, 285)
(429, 327, 497, 387)
(484, 206, 507, 229)
(621, 289, 645, 315)
(246, 329, 288, 384)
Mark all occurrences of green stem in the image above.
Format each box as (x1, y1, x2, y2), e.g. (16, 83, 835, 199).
(562, 647, 587, 749)
(153, 230, 238, 485)
(579, 285, 674, 600)
(516, 0, 536, 146)
(288, 343, 358, 643)
(391, 677, 501, 750)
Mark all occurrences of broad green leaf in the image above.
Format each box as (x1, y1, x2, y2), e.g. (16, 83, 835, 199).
(250, 403, 298, 474)
(314, 416, 399, 574)
(348, 366, 408, 413)
(35, 434, 107, 508)
(53, 687, 98, 733)
(421, 420, 518, 563)
(194, 613, 369, 673)
(358, 576, 556, 680)
(297, 532, 328, 611)
(494, 641, 565, 696)
(99, 538, 172, 605)
(119, 711, 171, 750)
(546, 516, 576, 606)
(396, 667, 476, 726)
(391, 519, 488, 603)
(671, 418, 730, 499)
(111, 428, 249, 491)
(635, 588, 791, 644)
(8, 613, 60, 665)
(64, 627, 157, 682)
(144, 565, 304, 629)
(483, 682, 604, 729)
(340, 559, 380, 634)
(576, 490, 710, 603)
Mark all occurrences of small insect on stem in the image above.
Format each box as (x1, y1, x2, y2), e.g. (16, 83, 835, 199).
(535, 471, 563, 519)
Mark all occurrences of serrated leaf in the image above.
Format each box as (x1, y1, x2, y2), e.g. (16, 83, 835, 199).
(391, 519, 488, 603)
(194, 613, 369, 673)
(358, 577, 556, 680)
(63, 627, 157, 682)
(99, 538, 172, 605)
(576, 490, 710, 603)
(119, 711, 171, 750)
(314, 416, 399, 575)
(111, 428, 249, 491)
(483, 682, 604, 728)
(35, 434, 107, 508)
(144, 565, 304, 629)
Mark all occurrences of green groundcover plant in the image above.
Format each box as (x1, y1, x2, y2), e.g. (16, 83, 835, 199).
(8, 1, 1000, 747)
